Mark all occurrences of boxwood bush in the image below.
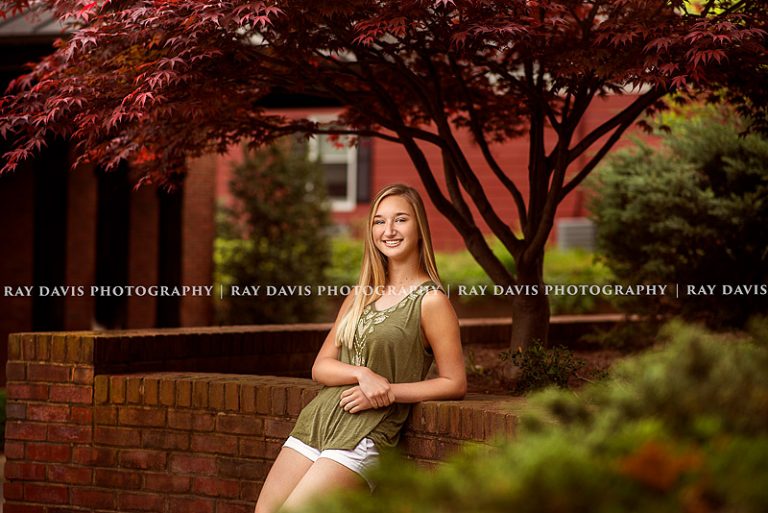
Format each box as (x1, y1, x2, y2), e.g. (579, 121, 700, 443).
(588, 104, 768, 328)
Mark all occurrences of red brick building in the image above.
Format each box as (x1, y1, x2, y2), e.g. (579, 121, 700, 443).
(214, 97, 650, 251)
(0, 14, 217, 384)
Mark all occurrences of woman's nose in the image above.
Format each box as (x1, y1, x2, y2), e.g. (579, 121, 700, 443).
(384, 221, 397, 236)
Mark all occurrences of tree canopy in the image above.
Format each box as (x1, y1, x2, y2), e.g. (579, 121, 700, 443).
(1, 0, 766, 345)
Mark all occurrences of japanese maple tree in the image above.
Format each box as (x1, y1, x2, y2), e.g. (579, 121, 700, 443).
(1, 0, 766, 347)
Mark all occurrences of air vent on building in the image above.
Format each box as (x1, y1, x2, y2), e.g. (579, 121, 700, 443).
(556, 218, 596, 251)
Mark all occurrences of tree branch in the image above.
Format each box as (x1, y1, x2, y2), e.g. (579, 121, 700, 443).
(446, 55, 528, 227)
(567, 88, 665, 164)
(559, 115, 637, 200)
(419, 47, 522, 252)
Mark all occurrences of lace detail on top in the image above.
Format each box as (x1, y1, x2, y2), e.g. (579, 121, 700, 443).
(352, 281, 435, 367)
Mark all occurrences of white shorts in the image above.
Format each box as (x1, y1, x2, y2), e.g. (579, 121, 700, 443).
(283, 435, 379, 491)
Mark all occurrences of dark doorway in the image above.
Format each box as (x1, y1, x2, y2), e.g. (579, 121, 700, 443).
(156, 186, 183, 327)
(31, 139, 69, 330)
(94, 163, 131, 329)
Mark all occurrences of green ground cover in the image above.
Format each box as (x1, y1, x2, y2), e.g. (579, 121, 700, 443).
(298, 316, 768, 513)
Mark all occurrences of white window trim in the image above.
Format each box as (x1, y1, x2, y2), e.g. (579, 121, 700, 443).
(308, 115, 357, 212)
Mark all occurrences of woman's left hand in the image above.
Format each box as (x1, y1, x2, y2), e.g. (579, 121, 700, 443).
(340, 386, 393, 413)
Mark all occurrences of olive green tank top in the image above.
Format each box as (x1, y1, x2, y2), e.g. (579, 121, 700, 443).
(289, 280, 439, 451)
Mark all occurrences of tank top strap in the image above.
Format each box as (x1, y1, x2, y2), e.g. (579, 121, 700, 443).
(414, 280, 440, 298)
(405, 280, 441, 318)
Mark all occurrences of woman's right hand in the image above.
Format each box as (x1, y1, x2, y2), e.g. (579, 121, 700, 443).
(355, 367, 394, 408)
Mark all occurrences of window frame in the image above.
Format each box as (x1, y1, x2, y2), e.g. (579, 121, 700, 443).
(307, 115, 358, 212)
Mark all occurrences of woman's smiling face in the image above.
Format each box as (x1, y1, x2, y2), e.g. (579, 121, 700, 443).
(372, 195, 420, 261)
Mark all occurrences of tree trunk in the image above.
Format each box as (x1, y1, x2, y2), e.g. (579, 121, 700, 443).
(510, 248, 550, 350)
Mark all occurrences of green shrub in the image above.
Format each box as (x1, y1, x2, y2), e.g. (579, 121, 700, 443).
(295, 316, 768, 513)
(215, 139, 332, 324)
(588, 104, 768, 328)
(500, 341, 586, 393)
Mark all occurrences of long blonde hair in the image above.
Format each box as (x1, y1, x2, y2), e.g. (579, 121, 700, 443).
(335, 184, 443, 349)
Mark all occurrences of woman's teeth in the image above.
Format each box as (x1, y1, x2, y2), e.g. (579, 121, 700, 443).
(384, 240, 401, 247)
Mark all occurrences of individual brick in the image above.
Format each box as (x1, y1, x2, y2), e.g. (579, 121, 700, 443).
(65, 336, 82, 363)
(6, 362, 26, 382)
(8, 334, 22, 361)
(192, 477, 240, 498)
(5, 403, 26, 420)
(208, 382, 225, 410)
(239, 438, 267, 459)
(191, 433, 238, 455)
(216, 414, 262, 436)
(118, 449, 168, 471)
(27, 363, 72, 383)
(94, 468, 143, 489)
(216, 502, 255, 513)
(4, 461, 47, 480)
(264, 418, 293, 439)
(71, 488, 117, 509)
(176, 380, 192, 407)
(167, 410, 192, 430)
(192, 412, 216, 432)
(70, 406, 93, 424)
(5, 421, 47, 441)
(169, 454, 217, 476)
(142, 430, 190, 451)
(23, 483, 68, 504)
(143, 473, 191, 494)
(47, 464, 93, 485)
(25, 442, 72, 463)
(49, 384, 92, 404)
(22, 333, 38, 361)
(270, 387, 287, 416)
(26, 404, 70, 423)
(4, 441, 25, 460)
(47, 424, 92, 444)
(94, 375, 109, 404)
(117, 492, 165, 512)
(143, 377, 159, 405)
(126, 378, 143, 404)
(72, 446, 118, 467)
(118, 407, 165, 428)
(167, 497, 214, 513)
(94, 426, 141, 447)
(109, 376, 127, 404)
(239, 383, 256, 413)
(93, 406, 118, 425)
(159, 379, 175, 406)
(224, 382, 240, 411)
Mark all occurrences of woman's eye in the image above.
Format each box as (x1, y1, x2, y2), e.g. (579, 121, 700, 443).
(396, 218, 406, 223)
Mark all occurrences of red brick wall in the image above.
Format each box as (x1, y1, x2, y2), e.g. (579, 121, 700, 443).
(4, 327, 522, 512)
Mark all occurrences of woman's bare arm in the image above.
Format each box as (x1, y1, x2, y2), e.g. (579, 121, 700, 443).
(311, 293, 394, 407)
(389, 290, 467, 402)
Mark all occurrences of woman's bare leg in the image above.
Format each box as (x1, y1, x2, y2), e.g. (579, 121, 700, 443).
(254, 447, 314, 513)
(280, 457, 366, 512)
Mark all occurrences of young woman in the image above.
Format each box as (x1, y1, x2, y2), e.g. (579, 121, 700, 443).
(254, 183, 467, 513)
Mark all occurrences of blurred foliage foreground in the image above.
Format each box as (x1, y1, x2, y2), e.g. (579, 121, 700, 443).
(296, 318, 768, 513)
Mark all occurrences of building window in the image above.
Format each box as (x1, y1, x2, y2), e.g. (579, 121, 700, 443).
(308, 118, 358, 212)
